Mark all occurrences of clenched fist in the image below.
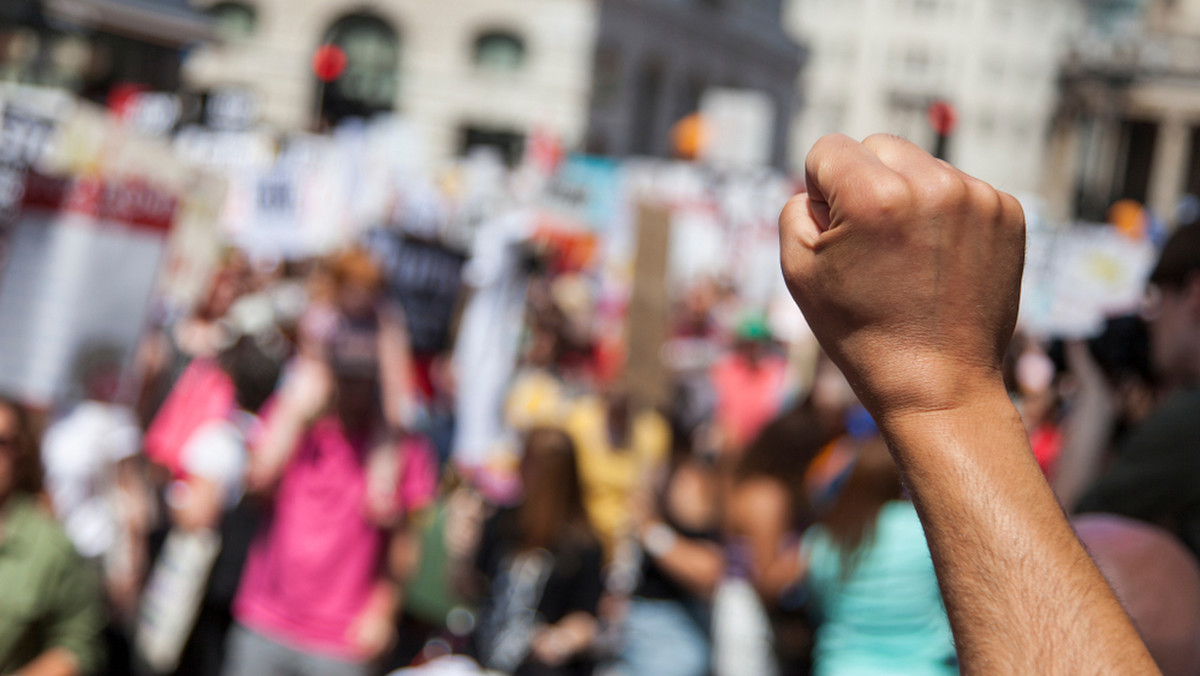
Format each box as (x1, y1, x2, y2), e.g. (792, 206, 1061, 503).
(780, 134, 1025, 423)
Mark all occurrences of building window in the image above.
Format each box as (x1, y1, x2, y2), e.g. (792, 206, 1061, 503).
(317, 13, 400, 127)
(208, 2, 257, 41)
(473, 31, 526, 73)
(593, 44, 622, 108)
(1111, 119, 1158, 205)
(631, 60, 664, 156)
(460, 126, 525, 166)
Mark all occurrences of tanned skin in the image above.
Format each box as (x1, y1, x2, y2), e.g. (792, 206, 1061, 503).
(779, 133, 1159, 675)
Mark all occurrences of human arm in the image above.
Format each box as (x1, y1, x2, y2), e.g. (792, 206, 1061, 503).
(725, 477, 805, 603)
(529, 612, 598, 668)
(246, 357, 330, 494)
(530, 543, 604, 667)
(779, 134, 1157, 674)
(1053, 340, 1119, 508)
(636, 519, 725, 599)
(14, 648, 82, 676)
(378, 305, 418, 431)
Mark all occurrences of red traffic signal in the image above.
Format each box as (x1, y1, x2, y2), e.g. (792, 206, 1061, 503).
(927, 100, 957, 137)
(312, 44, 348, 83)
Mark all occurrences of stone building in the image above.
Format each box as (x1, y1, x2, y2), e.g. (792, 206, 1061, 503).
(1044, 0, 1200, 224)
(0, 0, 212, 100)
(183, 0, 598, 167)
(183, 0, 803, 169)
(585, 0, 804, 169)
(789, 0, 1083, 195)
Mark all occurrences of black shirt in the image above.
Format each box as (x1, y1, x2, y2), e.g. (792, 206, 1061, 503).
(1076, 387, 1200, 559)
(473, 508, 604, 676)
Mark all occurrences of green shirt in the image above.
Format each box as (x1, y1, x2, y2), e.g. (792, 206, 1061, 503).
(0, 495, 104, 675)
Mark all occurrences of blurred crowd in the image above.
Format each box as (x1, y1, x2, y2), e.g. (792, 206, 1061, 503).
(3, 214, 1200, 676)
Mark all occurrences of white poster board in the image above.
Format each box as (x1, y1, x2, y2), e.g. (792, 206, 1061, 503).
(1020, 222, 1157, 338)
(0, 174, 172, 405)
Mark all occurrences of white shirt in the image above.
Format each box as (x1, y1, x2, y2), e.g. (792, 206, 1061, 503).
(41, 400, 142, 558)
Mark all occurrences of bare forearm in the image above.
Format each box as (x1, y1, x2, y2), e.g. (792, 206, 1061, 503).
(1053, 385, 1117, 509)
(881, 385, 1156, 674)
(248, 407, 308, 492)
(645, 537, 724, 599)
(16, 648, 79, 676)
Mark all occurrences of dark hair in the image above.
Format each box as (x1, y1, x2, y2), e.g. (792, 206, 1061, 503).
(218, 335, 285, 413)
(819, 438, 903, 579)
(1151, 223, 1200, 289)
(0, 398, 43, 496)
(518, 427, 594, 551)
(736, 403, 835, 526)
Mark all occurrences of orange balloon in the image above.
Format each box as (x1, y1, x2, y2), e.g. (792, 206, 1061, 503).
(672, 113, 708, 160)
(1108, 199, 1145, 240)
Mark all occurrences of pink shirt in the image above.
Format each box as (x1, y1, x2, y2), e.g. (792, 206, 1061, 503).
(712, 354, 787, 452)
(234, 417, 436, 660)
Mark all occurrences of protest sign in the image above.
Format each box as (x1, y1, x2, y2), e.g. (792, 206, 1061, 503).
(1020, 222, 1157, 338)
(369, 229, 467, 354)
(0, 172, 175, 405)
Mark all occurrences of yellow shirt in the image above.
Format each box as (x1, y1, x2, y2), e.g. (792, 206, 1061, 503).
(505, 369, 569, 431)
(564, 397, 670, 556)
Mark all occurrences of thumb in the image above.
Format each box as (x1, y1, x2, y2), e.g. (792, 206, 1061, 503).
(779, 193, 823, 289)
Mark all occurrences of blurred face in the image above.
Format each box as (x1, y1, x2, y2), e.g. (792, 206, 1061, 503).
(335, 375, 380, 433)
(0, 405, 18, 502)
(337, 281, 377, 319)
(1146, 283, 1200, 386)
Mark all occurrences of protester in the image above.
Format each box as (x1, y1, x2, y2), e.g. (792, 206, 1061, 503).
(224, 337, 437, 675)
(137, 332, 284, 676)
(0, 397, 105, 675)
(799, 438, 956, 675)
(1069, 223, 1200, 558)
(618, 422, 722, 676)
(709, 317, 788, 456)
(723, 404, 830, 674)
(41, 346, 150, 624)
(464, 428, 604, 676)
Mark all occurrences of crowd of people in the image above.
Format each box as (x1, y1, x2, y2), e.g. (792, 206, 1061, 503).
(3, 167, 1200, 676)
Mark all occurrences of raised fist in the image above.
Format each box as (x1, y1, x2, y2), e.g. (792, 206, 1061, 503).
(779, 134, 1025, 423)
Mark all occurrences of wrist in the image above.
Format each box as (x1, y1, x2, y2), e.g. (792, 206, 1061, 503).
(641, 521, 678, 558)
(870, 369, 1011, 437)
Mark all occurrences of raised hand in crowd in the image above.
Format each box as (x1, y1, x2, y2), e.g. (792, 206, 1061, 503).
(780, 133, 1159, 674)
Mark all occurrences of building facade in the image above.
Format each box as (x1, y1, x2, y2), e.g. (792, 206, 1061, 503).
(183, 0, 598, 167)
(0, 0, 211, 101)
(787, 0, 1083, 195)
(585, 0, 804, 169)
(1045, 0, 1200, 224)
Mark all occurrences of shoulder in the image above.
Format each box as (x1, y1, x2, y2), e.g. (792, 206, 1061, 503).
(12, 498, 79, 562)
(1118, 389, 1200, 460)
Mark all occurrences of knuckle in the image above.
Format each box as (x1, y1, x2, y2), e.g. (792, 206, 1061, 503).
(920, 169, 968, 212)
(964, 178, 1002, 220)
(779, 194, 808, 230)
(868, 175, 911, 208)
